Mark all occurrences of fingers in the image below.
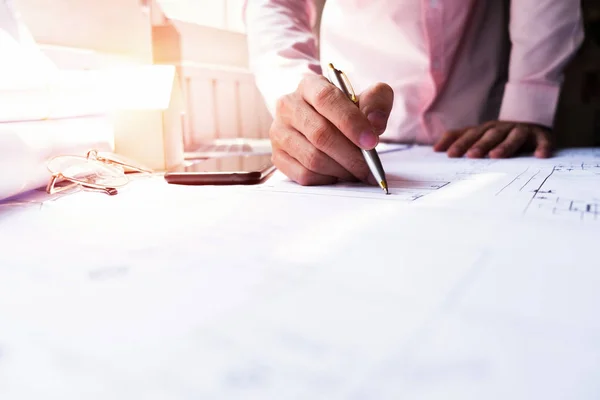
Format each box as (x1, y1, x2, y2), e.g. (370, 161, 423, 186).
(271, 149, 337, 186)
(445, 124, 491, 158)
(271, 75, 391, 186)
(488, 126, 529, 158)
(269, 121, 356, 182)
(466, 127, 509, 158)
(533, 127, 553, 158)
(433, 129, 463, 152)
(280, 93, 371, 182)
(357, 82, 394, 134)
(300, 75, 378, 150)
(435, 120, 554, 160)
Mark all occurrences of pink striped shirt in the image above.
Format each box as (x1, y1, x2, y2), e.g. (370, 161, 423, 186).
(244, 1, 584, 144)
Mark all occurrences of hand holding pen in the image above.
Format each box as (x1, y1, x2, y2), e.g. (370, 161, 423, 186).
(268, 64, 393, 191)
(327, 63, 389, 193)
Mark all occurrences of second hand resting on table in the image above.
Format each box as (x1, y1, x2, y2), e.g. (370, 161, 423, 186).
(269, 74, 555, 187)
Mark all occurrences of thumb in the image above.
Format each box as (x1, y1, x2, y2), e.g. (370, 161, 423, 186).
(358, 82, 394, 135)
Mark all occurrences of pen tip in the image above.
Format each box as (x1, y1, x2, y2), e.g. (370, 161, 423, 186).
(380, 181, 389, 195)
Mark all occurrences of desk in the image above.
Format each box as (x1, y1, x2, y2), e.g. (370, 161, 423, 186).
(0, 146, 599, 399)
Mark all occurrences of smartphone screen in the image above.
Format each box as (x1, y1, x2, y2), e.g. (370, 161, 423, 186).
(164, 154, 275, 185)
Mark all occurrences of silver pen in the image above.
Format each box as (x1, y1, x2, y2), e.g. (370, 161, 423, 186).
(327, 63, 389, 194)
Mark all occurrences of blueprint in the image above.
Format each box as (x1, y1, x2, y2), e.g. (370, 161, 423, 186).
(259, 146, 600, 225)
(0, 146, 599, 399)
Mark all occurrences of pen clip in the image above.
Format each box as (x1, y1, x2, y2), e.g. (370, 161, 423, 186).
(327, 63, 358, 105)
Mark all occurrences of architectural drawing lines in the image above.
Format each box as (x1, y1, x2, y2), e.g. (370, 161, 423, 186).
(260, 148, 600, 223)
(520, 170, 540, 191)
(523, 166, 556, 214)
(495, 167, 530, 196)
(258, 177, 452, 202)
(259, 189, 423, 202)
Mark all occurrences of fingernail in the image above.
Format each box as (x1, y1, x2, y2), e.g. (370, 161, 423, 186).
(535, 150, 550, 158)
(489, 149, 503, 158)
(359, 130, 378, 149)
(468, 148, 482, 158)
(367, 111, 388, 133)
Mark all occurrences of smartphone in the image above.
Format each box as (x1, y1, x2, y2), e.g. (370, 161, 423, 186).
(164, 154, 275, 185)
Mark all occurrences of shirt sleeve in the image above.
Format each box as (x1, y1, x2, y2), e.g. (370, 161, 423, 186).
(498, 0, 585, 128)
(243, 0, 322, 116)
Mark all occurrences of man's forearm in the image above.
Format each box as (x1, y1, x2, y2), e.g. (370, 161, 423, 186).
(499, 0, 585, 128)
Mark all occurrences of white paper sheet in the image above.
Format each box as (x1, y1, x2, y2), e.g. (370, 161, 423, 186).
(257, 146, 600, 225)
(0, 147, 599, 399)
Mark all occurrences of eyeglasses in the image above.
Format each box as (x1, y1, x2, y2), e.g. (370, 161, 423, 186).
(46, 149, 153, 196)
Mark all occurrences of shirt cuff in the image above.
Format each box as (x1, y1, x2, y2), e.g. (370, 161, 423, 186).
(252, 60, 322, 117)
(498, 82, 561, 129)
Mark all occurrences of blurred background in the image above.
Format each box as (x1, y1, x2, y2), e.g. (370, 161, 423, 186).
(0, 0, 331, 200)
(7, 0, 600, 152)
(12, 0, 274, 151)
